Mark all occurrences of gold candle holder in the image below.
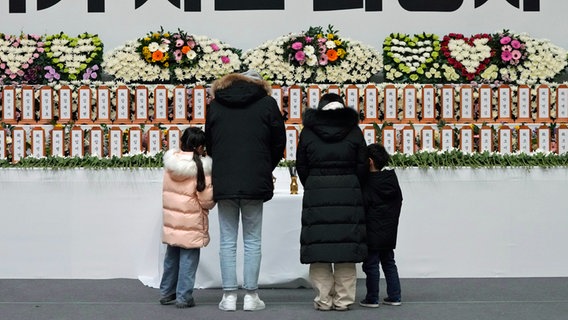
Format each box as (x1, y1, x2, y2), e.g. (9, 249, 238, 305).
(290, 176, 298, 194)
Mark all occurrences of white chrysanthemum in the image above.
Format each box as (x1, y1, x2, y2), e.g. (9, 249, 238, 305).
(242, 35, 382, 84)
(102, 40, 170, 82)
(148, 42, 160, 52)
(159, 43, 169, 53)
(186, 50, 197, 60)
(500, 33, 568, 84)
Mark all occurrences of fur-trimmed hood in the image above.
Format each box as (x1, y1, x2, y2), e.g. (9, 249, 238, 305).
(163, 149, 212, 180)
(211, 73, 272, 108)
(302, 107, 360, 142)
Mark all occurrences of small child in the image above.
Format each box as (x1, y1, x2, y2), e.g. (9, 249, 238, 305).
(359, 143, 403, 308)
(159, 127, 215, 308)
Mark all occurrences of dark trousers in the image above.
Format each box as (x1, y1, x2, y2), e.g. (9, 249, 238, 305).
(361, 249, 401, 302)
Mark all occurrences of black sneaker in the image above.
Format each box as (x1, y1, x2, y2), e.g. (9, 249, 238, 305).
(359, 299, 379, 308)
(383, 297, 402, 306)
(159, 293, 176, 305)
(176, 298, 196, 308)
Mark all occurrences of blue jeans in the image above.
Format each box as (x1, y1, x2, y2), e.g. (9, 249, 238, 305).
(218, 199, 263, 291)
(362, 249, 401, 303)
(159, 245, 200, 304)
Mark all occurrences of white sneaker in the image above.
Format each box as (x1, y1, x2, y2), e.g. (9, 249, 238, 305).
(243, 292, 265, 311)
(218, 292, 237, 311)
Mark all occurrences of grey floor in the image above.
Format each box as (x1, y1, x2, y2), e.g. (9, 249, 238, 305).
(1, 278, 567, 320)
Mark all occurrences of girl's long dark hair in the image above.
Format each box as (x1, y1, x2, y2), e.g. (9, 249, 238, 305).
(180, 127, 206, 192)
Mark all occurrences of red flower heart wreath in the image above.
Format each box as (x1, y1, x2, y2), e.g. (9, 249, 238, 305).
(441, 33, 495, 81)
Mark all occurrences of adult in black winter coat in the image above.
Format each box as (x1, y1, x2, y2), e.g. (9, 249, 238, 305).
(296, 93, 368, 311)
(205, 70, 286, 311)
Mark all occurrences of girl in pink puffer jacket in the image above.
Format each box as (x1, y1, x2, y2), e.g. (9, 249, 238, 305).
(159, 127, 215, 309)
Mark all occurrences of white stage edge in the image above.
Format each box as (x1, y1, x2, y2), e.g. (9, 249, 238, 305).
(1, 167, 567, 288)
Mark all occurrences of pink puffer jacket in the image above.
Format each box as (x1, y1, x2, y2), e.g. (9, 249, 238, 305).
(162, 149, 215, 249)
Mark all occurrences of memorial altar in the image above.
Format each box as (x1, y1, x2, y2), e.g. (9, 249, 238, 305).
(2, 20, 568, 289)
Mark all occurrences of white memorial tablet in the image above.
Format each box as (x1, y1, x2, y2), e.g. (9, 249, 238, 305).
(40, 86, 53, 123)
(401, 127, 415, 154)
(173, 86, 187, 122)
(364, 85, 378, 122)
(2, 86, 16, 123)
(307, 85, 321, 109)
(192, 86, 206, 123)
(441, 86, 454, 120)
(537, 85, 550, 121)
(167, 127, 181, 151)
(147, 127, 162, 156)
(460, 127, 473, 154)
(285, 126, 298, 161)
(21, 86, 35, 123)
(345, 85, 359, 111)
(287, 86, 302, 123)
(517, 126, 531, 154)
(479, 85, 492, 121)
(135, 86, 149, 123)
(78, 86, 92, 123)
(31, 128, 45, 157)
(537, 126, 550, 152)
(557, 125, 568, 155)
(97, 86, 111, 123)
(109, 128, 123, 158)
(382, 127, 396, 154)
(58, 85, 72, 122)
(116, 86, 131, 123)
(90, 127, 103, 158)
(516, 85, 531, 121)
(479, 127, 493, 153)
(384, 86, 398, 122)
(403, 85, 416, 121)
(498, 85, 512, 121)
(51, 128, 64, 157)
(421, 127, 435, 151)
(271, 85, 284, 114)
(499, 127, 512, 154)
(441, 126, 453, 151)
(71, 127, 84, 158)
(460, 85, 473, 122)
(421, 85, 436, 123)
(12, 127, 26, 162)
(556, 85, 568, 121)
(129, 128, 142, 154)
(154, 85, 168, 122)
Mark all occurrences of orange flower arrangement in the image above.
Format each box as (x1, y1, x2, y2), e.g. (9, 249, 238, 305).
(326, 49, 338, 62)
(152, 50, 164, 61)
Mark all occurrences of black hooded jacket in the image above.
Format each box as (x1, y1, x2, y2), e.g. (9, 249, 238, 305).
(363, 169, 403, 250)
(205, 73, 286, 202)
(296, 106, 368, 264)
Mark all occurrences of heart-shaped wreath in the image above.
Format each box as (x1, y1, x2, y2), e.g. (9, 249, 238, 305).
(0, 33, 45, 83)
(440, 33, 495, 81)
(43, 32, 104, 81)
(383, 33, 441, 83)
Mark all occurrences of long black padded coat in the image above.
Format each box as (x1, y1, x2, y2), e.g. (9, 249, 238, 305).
(205, 73, 286, 202)
(296, 107, 368, 264)
(363, 169, 403, 251)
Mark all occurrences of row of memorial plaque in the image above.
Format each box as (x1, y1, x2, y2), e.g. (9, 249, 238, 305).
(284, 125, 568, 160)
(3, 124, 566, 162)
(1, 84, 568, 124)
(0, 85, 207, 124)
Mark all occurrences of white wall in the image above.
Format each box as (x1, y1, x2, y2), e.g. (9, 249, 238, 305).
(1, 1, 566, 54)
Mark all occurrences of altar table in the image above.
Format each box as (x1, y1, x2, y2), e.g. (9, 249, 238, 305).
(1, 167, 567, 288)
